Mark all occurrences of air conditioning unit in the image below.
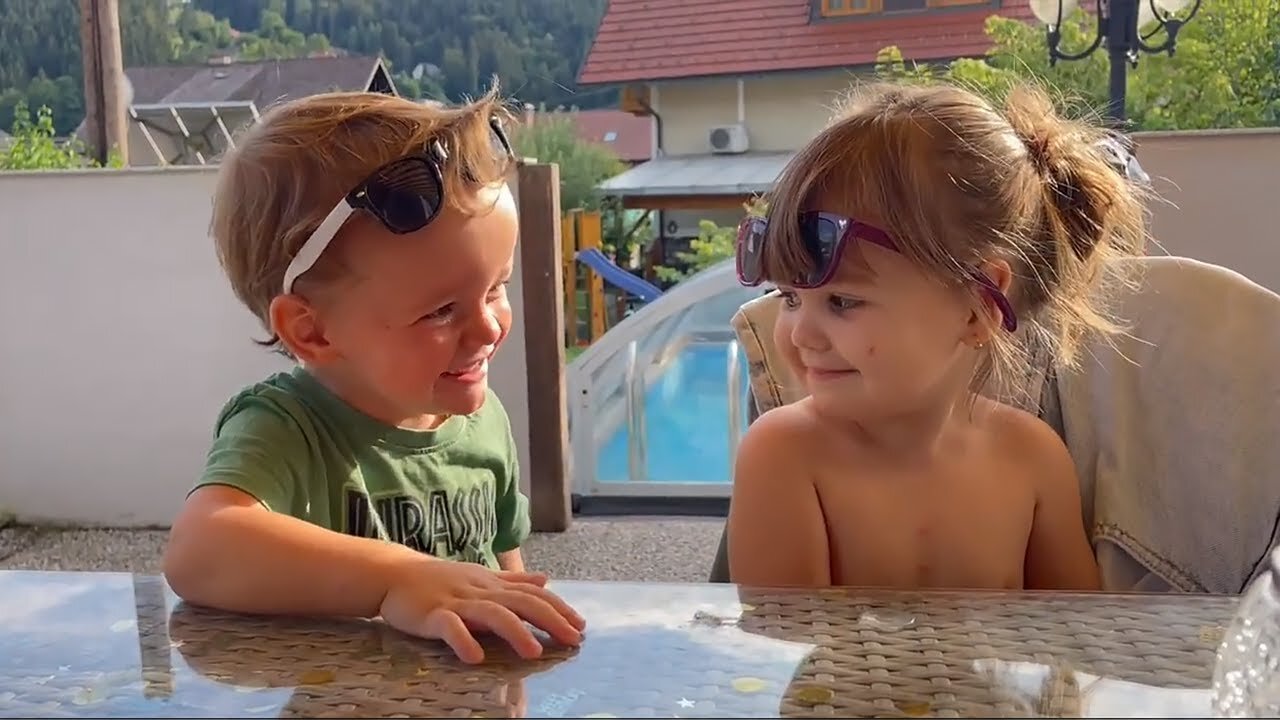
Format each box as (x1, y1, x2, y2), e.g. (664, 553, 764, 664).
(708, 124, 749, 154)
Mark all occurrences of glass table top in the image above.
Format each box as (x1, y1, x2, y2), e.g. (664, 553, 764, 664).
(0, 570, 1239, 717)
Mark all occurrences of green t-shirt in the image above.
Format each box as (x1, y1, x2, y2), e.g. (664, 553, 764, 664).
(193, 367, 530, 569)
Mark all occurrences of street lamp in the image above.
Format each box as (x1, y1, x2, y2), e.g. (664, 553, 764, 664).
(1030, 0, 1202, 125)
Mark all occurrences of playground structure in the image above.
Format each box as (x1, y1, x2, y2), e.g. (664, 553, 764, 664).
(562, 209, 664, 347)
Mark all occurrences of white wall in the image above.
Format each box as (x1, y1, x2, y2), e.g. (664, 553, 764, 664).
(1133, 128, 1280, 294)
(656, 70, 855, 156)
(0, 167, 532, 526)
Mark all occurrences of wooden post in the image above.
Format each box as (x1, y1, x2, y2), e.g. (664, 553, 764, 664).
(613, 205, 628, 324)
(80, 0, 129, 166)
(516, 163, 572, 532)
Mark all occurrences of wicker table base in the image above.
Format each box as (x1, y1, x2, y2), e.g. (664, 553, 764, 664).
(0, 571, 1237, 717)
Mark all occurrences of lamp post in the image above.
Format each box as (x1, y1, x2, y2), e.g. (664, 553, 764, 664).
(1030, 0, 1202, 126)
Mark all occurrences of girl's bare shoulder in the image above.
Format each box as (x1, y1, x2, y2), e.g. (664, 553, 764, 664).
(736, 399, 844, 474)
(972, 395, 1068, 463)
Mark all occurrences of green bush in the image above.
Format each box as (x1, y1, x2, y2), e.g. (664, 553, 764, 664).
(654, 196, 769, 283)
(0, 101, 121, 170)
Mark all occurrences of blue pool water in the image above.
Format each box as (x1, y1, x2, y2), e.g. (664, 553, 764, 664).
(597, 343, 751, 484)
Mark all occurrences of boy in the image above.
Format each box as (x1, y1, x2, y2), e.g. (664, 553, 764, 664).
(162, 88, 585, 665)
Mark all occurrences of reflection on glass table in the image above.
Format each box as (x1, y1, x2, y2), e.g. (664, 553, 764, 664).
(975, 658, 1212, 717)
(0, 571, 1240, 718)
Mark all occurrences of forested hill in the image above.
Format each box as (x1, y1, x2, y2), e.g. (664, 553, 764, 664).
(0, 0, 610, 136)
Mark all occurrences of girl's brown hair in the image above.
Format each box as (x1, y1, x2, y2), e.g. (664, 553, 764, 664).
(760, 80, 1149, 403)
(210, 85, 514, 352)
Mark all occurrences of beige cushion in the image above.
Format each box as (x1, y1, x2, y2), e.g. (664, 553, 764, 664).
(1056, 255, 1280, 593)
(730, 291, 805, 414)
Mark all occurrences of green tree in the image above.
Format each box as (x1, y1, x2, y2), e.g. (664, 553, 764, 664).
(653, 220, 737, 284)
(191, 0, 612, 108)
(238, 9, 315, 60)
(510, 112, 626, 212)
(1122, 0, 1280, 129)
(654, 197, 768, 283)
(1, 0, 614, 138)
(0, 101, 94, 169)
(0, 72, 82, 137)
(171, 5, 237, 63)
(876, 0, 1280, 130)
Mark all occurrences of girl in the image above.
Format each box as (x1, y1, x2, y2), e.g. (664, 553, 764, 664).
(727, 81, 1147, 591)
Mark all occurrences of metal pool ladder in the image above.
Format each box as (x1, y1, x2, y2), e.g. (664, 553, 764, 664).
(621, 338, 744, 484)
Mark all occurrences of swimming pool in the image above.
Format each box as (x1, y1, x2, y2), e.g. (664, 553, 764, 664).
(596, 342, 751, 484)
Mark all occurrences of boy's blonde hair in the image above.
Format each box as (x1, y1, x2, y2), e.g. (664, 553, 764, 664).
(210, 86, 513, 351)
(760, 80, 1149, 401)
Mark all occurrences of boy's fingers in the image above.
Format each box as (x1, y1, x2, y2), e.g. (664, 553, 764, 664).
(495, 590, 584, 646)
(458, 601, 545, 659)
(495, 570, 547, 586)
(423, 609, 485, 665)
(516, 583, 587, 631)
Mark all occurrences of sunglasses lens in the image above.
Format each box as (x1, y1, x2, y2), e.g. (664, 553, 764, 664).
(365, 158, 442, 234)
(736, 217, 767, 285)
(489, 118, 513, 159)
(455, 118, 515, 184)
(798, 213, 842, 286)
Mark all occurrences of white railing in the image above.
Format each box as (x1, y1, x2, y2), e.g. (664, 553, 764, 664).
(726, 339, 743, 462)
(624, 339, 649, 484)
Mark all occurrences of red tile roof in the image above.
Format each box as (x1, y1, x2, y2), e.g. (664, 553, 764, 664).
(578, 1, 1034, 85)
(517, 108, 654, 163)
(567, 109, 655, 162)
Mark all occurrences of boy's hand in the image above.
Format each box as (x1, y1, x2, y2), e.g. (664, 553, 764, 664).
(378, 556, 586, 664)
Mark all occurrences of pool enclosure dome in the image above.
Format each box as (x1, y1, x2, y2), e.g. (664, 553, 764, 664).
(566, 258, 763, 505)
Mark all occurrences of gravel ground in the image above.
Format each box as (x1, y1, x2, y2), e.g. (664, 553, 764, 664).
(0, 516, 726, 583)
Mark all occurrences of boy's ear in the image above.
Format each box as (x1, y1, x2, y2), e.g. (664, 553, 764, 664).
(269, 294, 337, 364)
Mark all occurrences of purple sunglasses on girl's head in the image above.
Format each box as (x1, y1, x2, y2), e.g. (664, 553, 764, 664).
(735, 211, 1018, 332)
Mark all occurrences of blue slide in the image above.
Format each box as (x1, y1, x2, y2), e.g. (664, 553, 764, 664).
(575, 248, 664, 304)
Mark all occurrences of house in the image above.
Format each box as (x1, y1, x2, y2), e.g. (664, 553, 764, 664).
(577, 0, 1033, 247)
(515, 106, 654, 166)
(87, 55, 396, 166)
(563, 109, 654, 166)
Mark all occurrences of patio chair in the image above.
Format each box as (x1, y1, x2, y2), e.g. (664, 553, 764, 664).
(710, 255, 1280, 595)
(707, 290, 801, 585)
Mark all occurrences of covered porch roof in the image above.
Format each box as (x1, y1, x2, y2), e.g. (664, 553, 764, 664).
(599, 152, 792, 209)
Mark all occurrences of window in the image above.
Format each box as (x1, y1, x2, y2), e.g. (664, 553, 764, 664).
(818, 0, 992, 18)
(820, 0, 881, 16)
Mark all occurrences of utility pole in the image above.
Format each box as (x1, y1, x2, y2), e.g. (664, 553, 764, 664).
(79, 0, 129, 166)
